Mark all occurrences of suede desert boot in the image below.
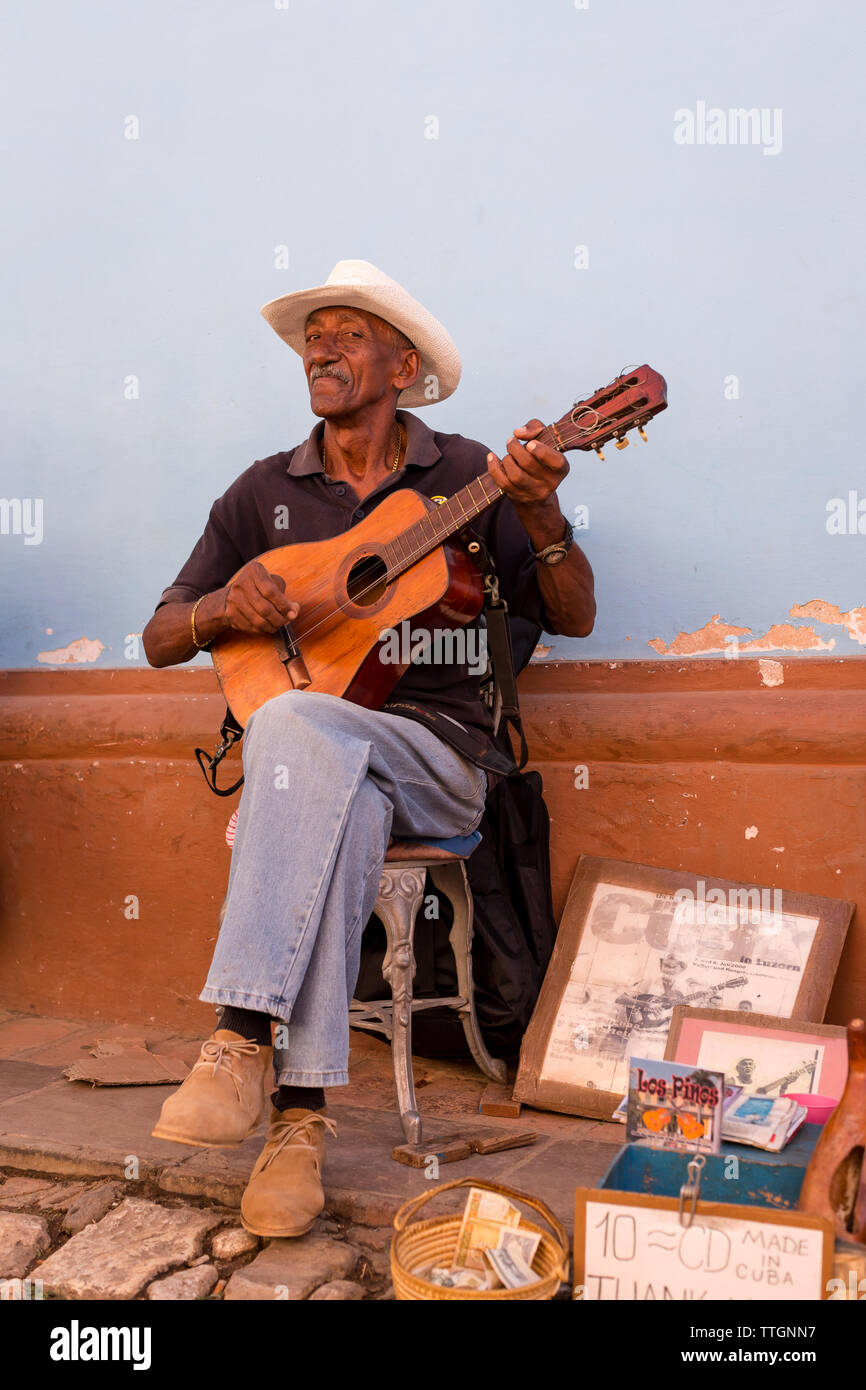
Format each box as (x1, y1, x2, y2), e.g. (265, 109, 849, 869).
(241, 1107, 337, 1237)
(151, 1030, 272, 1148)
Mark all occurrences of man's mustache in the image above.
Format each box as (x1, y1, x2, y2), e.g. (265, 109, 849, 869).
(310, 366, 350, 384)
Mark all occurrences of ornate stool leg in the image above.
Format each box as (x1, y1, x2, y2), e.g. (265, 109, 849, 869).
(430, 862, 507, 1084)
(376, 864, 427, 1143)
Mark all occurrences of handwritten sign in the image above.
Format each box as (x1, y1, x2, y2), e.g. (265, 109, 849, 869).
(574, 1189, 833, 1301)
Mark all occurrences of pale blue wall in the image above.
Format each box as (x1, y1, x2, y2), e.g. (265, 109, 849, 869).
(2, 0, 864, 666)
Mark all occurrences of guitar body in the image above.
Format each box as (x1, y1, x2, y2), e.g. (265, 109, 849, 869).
(211, 488, 484, 726)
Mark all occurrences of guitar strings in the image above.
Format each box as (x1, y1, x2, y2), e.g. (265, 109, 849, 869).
(286, 476, 505, 644)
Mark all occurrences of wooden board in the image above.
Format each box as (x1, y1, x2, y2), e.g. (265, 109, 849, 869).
(391, 1130, 537, 1167)
(479, 1082, 522, 1118)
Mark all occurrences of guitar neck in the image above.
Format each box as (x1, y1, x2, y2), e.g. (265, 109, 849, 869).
(757, 1058, 816, 1095)
(379, 369, 668, 580)
(383, 470, 503, 579)
(683, 979, 742, 1007)
(383, 425, 563, 579)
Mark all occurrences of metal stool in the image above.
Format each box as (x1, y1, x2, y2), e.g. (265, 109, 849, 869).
(349, 833, 507, 1143)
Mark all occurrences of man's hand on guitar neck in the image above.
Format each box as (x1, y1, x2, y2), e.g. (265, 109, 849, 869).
(142, 561, 299, 668)
(487, 419, 569, 510)
(486, 420, 596, 640)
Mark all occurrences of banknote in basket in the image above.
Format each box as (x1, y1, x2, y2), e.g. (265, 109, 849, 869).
(484, 1243, 537, 1290)
(499, 1226, 541, 1268)
(452, 1187, 522, 1272)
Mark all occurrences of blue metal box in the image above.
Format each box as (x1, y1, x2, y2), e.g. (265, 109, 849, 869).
(599, 1124, 822, 1211)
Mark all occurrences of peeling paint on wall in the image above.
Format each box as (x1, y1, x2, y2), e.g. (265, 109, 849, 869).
(649, 612, 837, 655)
(758, 659, 784, 686)
(789, 600, 866, 646)
(738, 623, 834, 653)
(37, 638, 106, 665)
(648, 614, 751, 656)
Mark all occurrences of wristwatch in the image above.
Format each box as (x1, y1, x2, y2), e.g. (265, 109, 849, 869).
(529, 517, 574, 566)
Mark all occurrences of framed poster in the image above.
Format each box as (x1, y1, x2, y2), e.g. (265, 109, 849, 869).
(665, 1007, 849, 1099)
(574, 1188, 834, 1301)
(513, 856, 853, 1119)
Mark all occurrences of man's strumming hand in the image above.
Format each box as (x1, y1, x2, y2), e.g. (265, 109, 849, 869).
(221, 560, 299, 635)
(142, 561, 300, 668)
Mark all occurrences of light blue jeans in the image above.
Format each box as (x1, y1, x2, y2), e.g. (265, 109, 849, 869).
(200, 690, 487, 1087)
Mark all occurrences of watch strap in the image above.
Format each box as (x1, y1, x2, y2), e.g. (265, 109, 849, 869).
(530, 517, 574, 564)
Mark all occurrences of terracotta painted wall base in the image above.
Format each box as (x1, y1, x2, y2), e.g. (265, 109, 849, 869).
(1, 659, 864, 1034)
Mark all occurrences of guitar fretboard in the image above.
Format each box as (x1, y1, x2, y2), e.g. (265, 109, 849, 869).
(381, 470, 505, 579)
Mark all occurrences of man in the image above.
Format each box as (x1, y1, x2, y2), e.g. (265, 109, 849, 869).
(616, 954, 697, 1033)
(610, 954, 701, 1064)
(143, 260, 595, 1238)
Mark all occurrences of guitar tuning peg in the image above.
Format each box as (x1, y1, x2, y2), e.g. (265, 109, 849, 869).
(638, 426, 648, 442)
(594, 446, 605, 462)
(615, 436, 629, 450)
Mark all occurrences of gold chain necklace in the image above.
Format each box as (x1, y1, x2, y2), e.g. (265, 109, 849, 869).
(321, 422, 403, 477)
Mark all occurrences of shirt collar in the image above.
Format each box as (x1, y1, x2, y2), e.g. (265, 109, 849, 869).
(287, 409, 442, 476)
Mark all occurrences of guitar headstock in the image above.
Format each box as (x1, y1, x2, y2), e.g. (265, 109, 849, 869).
(540, 365, 667, 461)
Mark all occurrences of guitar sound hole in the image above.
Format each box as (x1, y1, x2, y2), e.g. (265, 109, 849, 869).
(346, 552, 388, 606)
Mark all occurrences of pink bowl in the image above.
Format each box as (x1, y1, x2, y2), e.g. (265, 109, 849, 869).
(782, 1092, 838, 1125)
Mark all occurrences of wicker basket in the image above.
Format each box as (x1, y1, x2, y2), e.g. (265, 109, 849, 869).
(391, 1176, 570, 1301)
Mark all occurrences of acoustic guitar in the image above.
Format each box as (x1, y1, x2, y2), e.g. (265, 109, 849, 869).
(755, 1055, 818, 1096)
(619, 974, 750, 1032)
(211, 367, 668, 726)
(598, 974, 749, 1057)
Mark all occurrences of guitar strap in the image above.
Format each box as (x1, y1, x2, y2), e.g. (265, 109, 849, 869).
(193, 537, 528, 795)
(194, 707, 245, 797)
(464, 529, 530, 771)
(486, 582, 529, 771)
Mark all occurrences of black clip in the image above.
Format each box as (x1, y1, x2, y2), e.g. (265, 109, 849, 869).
(194, 709, 245, 797)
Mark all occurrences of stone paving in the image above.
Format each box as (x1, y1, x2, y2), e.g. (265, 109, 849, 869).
(0, 1008, 621, 1300)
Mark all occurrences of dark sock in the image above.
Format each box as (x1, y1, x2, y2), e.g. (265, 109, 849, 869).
(216, 1006, 273, 1047)
(216, 1010, 324, 1110)
(272, 1084, 326, 1113)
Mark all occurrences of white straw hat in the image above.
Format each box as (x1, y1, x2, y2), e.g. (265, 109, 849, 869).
(260, 259, 461, 407)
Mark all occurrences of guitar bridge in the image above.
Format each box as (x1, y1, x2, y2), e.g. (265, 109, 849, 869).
(275, 625, 311, 690)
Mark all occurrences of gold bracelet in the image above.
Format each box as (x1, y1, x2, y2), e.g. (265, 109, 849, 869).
(190, 596, 213, 650)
